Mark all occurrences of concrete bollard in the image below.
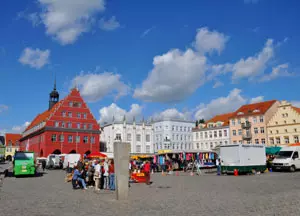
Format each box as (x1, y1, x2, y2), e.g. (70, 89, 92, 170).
(114, 142, 130, 200)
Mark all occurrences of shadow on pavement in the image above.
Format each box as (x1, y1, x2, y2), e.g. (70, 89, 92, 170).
(4, 171, 47, 178)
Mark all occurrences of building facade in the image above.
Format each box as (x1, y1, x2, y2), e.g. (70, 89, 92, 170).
(4, 133, 22, 160)
(193, 113, 233, 150)
(101, 117, 153, 154)
(20, 85, 100, 157)
(153, 119, 194, 152)
(267, 101, 300, 146)
(229, 100, 279, 145)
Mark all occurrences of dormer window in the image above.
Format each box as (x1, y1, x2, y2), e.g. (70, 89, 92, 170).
(253, 109, 260, 113)
(208, 124, 214, 128)
(216, 122, 223, 127)
(237, 112, 244, 115)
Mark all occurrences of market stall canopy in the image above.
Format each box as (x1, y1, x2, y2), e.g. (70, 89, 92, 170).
(265, 146, 281, 155)
(289, 143, 300, 147)
(87, 152, 107, 159)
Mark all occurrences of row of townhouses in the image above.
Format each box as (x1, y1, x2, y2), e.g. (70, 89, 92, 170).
(193, 100, 300, 151)
(97, 100, 300, 155)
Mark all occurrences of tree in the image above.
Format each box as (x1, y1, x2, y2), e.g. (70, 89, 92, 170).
(195, 120, 199, 127)
(199, 119, 205, 124)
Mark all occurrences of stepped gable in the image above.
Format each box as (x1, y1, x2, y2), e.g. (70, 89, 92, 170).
(5, 133, 22, 146)
(24, 101, 63, 133)
(24, 88, 99, 134)
(231, 100, 277, 118)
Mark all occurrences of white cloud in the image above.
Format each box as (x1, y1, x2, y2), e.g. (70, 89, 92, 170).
(99, 103, 142, 124)
(27, 13, 42, 27)
(141, 26, 156, 38)
(0, 105, 8, 113)
(194, 88, 247, 120)
(209, 39, 275, 81)
(11, 122, 31, 133)
(99, 16, 120, 31)
(134, 49, 207, 103)
(250, 96, 264, 104)
(213, 80, 224, 88)
(232, 39, 274, 80)
(17, 10, 42, 27)
(194, 27, 229, 55)
(260, 63, 292, 82)
(37, 0, 106, 45)
(72, 71, 129, 102)
(134, 27, 229, 103)
(19, 47, 50, 69)
(152, 108, 191, 121)
(135, 27, 289, 103)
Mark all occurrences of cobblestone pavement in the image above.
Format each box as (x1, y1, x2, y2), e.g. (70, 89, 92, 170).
(1, 169, 300, 216)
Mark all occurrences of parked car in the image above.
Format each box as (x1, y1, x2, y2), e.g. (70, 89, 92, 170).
(272, 146, 300, 172)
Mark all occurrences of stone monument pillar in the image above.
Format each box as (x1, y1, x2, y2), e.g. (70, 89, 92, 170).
(114, 142, 130, 200)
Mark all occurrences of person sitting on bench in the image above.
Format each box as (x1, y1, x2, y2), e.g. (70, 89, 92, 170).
(72, 166, 87, 190)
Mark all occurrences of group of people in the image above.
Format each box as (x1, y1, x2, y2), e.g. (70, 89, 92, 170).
(71, 158, 115, 191)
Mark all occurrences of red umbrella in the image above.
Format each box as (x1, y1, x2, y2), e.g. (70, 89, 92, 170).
(87, 152, 107, 159)
(289, 143, 300, 146)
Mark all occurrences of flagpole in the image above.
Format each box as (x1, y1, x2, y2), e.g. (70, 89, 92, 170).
(60, 132, 63, 154)
(90, 132, 92, 153)
(76, 132, 78, 153)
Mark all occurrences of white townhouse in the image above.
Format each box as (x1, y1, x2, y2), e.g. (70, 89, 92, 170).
(153, 119, 194, 153)
(101, 116, 154, 154)
(193, 113, 233, 150)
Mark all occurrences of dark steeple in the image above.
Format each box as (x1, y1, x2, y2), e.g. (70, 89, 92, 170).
(49, 75, 59, 110)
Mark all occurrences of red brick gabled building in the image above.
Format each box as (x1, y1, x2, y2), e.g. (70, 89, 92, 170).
(20, 85, 100, 157)
(5, 133, 22, 160)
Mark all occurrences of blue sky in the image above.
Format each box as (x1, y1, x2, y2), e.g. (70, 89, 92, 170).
(1, 0, 300, 134)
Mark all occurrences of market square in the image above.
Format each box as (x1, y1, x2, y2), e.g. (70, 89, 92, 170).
(1, 165, 300, 216)
(1, 0, 300, 215)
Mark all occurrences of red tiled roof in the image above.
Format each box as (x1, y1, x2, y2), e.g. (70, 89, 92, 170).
(24, 100, 63, 132)
(5, 133, 22, 146)
(231, 100, 277, 118)
(206, 112, 235, 126)
(292, 106, 300, 114)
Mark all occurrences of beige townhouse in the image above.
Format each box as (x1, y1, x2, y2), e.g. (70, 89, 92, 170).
(229, 100, 279, 145)
(267, 100, 300, 146)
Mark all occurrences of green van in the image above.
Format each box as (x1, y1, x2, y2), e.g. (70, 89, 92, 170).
(13, 151, 36, 176)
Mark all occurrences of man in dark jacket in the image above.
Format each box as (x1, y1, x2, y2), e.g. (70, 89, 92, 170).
(42, 160, 46, 172)
(77, 159, 84, 171)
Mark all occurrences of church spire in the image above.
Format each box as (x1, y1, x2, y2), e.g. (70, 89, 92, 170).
(49, 74, 59, 110)
(54, 72, 57, 90)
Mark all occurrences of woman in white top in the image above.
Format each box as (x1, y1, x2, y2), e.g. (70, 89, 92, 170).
(103, 158, 109, 189)
(94, 161, 101, 191)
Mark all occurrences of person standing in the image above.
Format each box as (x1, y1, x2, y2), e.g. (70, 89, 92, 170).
(77, 159, 84, 171)
(216, 158, 221, 176)
(109, 160, 115, 190)
(196, 160, 202, 176)
(41, 160, 46, 172)
(87, 162, 94, 187)
(103, 158, 109, 189)
(94, 161, 101, 191)
(143, 161, 151, 185)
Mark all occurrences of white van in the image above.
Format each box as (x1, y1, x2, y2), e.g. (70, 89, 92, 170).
(63, 154, 81, 169)
(272, 146, 300, 172)
(46, 154, 62, 169)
